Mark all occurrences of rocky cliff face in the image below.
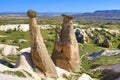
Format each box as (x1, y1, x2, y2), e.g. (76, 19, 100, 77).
(52, 14, 80, 72)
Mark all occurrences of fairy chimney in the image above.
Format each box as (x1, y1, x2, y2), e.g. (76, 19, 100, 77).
(51, 14, 80, 72)
(27, 10, 57, 77)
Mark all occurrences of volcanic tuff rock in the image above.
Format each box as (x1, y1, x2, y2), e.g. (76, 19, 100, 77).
(27, 10, 57, 77)
(52, 14, 80, 72)
(102, 39, 112, 48)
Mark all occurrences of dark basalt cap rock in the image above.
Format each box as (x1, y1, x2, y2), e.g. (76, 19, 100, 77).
(27, 10, 37, 18)
(62, 14, 73, 19)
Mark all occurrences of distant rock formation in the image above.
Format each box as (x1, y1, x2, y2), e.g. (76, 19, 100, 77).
(102, 39, 111, 48)
(0, 44, 19, 56)
(27, 10, 57, 77)
(75, 28, 89, 43)
(89, 49, 120, 59)
(52, 14, 80, 72)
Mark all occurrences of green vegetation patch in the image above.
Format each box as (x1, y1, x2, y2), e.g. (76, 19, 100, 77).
(89, 54, 120, 69)
(2, 71, 26, 77)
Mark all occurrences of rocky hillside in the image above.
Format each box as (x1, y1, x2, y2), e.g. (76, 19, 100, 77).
(73, 10, 120, 21)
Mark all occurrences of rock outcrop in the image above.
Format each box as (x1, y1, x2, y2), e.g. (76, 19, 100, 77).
(27, 10, 57, 77)
(75, 28, 88, 43)
(52, 14, 80, 72)
(78, 73, 95, 80)
(102, 39, 111, 48)
(0, 44, 19, 56)
(15, 52, 34, 70)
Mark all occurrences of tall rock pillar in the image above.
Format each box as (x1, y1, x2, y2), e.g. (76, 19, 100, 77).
(52, 14, 80, 72)
(27, 10, 57, 77)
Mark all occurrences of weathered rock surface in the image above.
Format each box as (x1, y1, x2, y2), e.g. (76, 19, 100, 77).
(78, 73, 95, 80)
(75, 28, 88, 43)
(89, 49, 120, 59)
(0, 24, 29, 31)
(102, 39, 111, 48)
(15, 52, 34, 70)
(0, 44, 19, 56)
(27, 10, 57, 77)
(52, 14, 80, 72)
(18, 47, 31, 54)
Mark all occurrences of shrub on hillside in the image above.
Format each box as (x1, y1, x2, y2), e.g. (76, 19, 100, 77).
(1, 38, 6, 42)
(5, 29, 13, 33)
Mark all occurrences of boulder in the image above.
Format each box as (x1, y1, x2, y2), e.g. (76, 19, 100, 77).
(52, 14, 80, 72)
(75, 28, 88, 43)
(78, 73, 95, 80)
(1, 45, 19, 56)
(56, 67, 70, 77)
(102, 39, 111, 48)
(111, 64, 120, 73)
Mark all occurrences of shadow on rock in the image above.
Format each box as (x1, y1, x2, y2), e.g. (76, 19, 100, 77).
(21, 52, 35, 68)
(0, 59, 14, 68)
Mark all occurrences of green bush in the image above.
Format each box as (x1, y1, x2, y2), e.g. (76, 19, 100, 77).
(5, 29, 13, 33)
(13, 39, 19, 43)
(1, 38, 6, 42)
(47, 38, 55, 42)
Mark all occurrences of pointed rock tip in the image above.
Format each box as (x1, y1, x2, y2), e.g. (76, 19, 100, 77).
(27, 10, 37, 18)
(62, 14, 73, 19)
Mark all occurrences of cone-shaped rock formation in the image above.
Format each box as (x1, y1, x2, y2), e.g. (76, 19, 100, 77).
(27, 10, 57, 77)
(52, 14, 80, 72)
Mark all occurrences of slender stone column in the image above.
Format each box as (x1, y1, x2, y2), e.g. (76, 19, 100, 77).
(52, 14, 80, 72)
(27, 10, 57, 77)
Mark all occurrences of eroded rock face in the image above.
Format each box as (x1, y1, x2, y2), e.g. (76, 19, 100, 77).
(0, 44, 19, 56)
(75, 29, 89, 43)
(27, 10, 57, 77)
(15, 52, 34, 70)
(52, 14, 80, 72)
(102, 39, 111, 48)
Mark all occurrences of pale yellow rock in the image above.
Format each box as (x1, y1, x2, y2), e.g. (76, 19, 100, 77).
(27, 10, 57, 77)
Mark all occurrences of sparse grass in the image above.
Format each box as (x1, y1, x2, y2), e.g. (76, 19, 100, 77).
(0, 31, 30, 49)
(23, 70, 32, 77)
(79, 43, 104, 71)
(33, 66, 44, 74)
(40, 29, 55, 54)
(0, 22, 120, 80)
(2, 71, 26, 77)
(89, 53, 120, 69)
(5, 55, 19, 63)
